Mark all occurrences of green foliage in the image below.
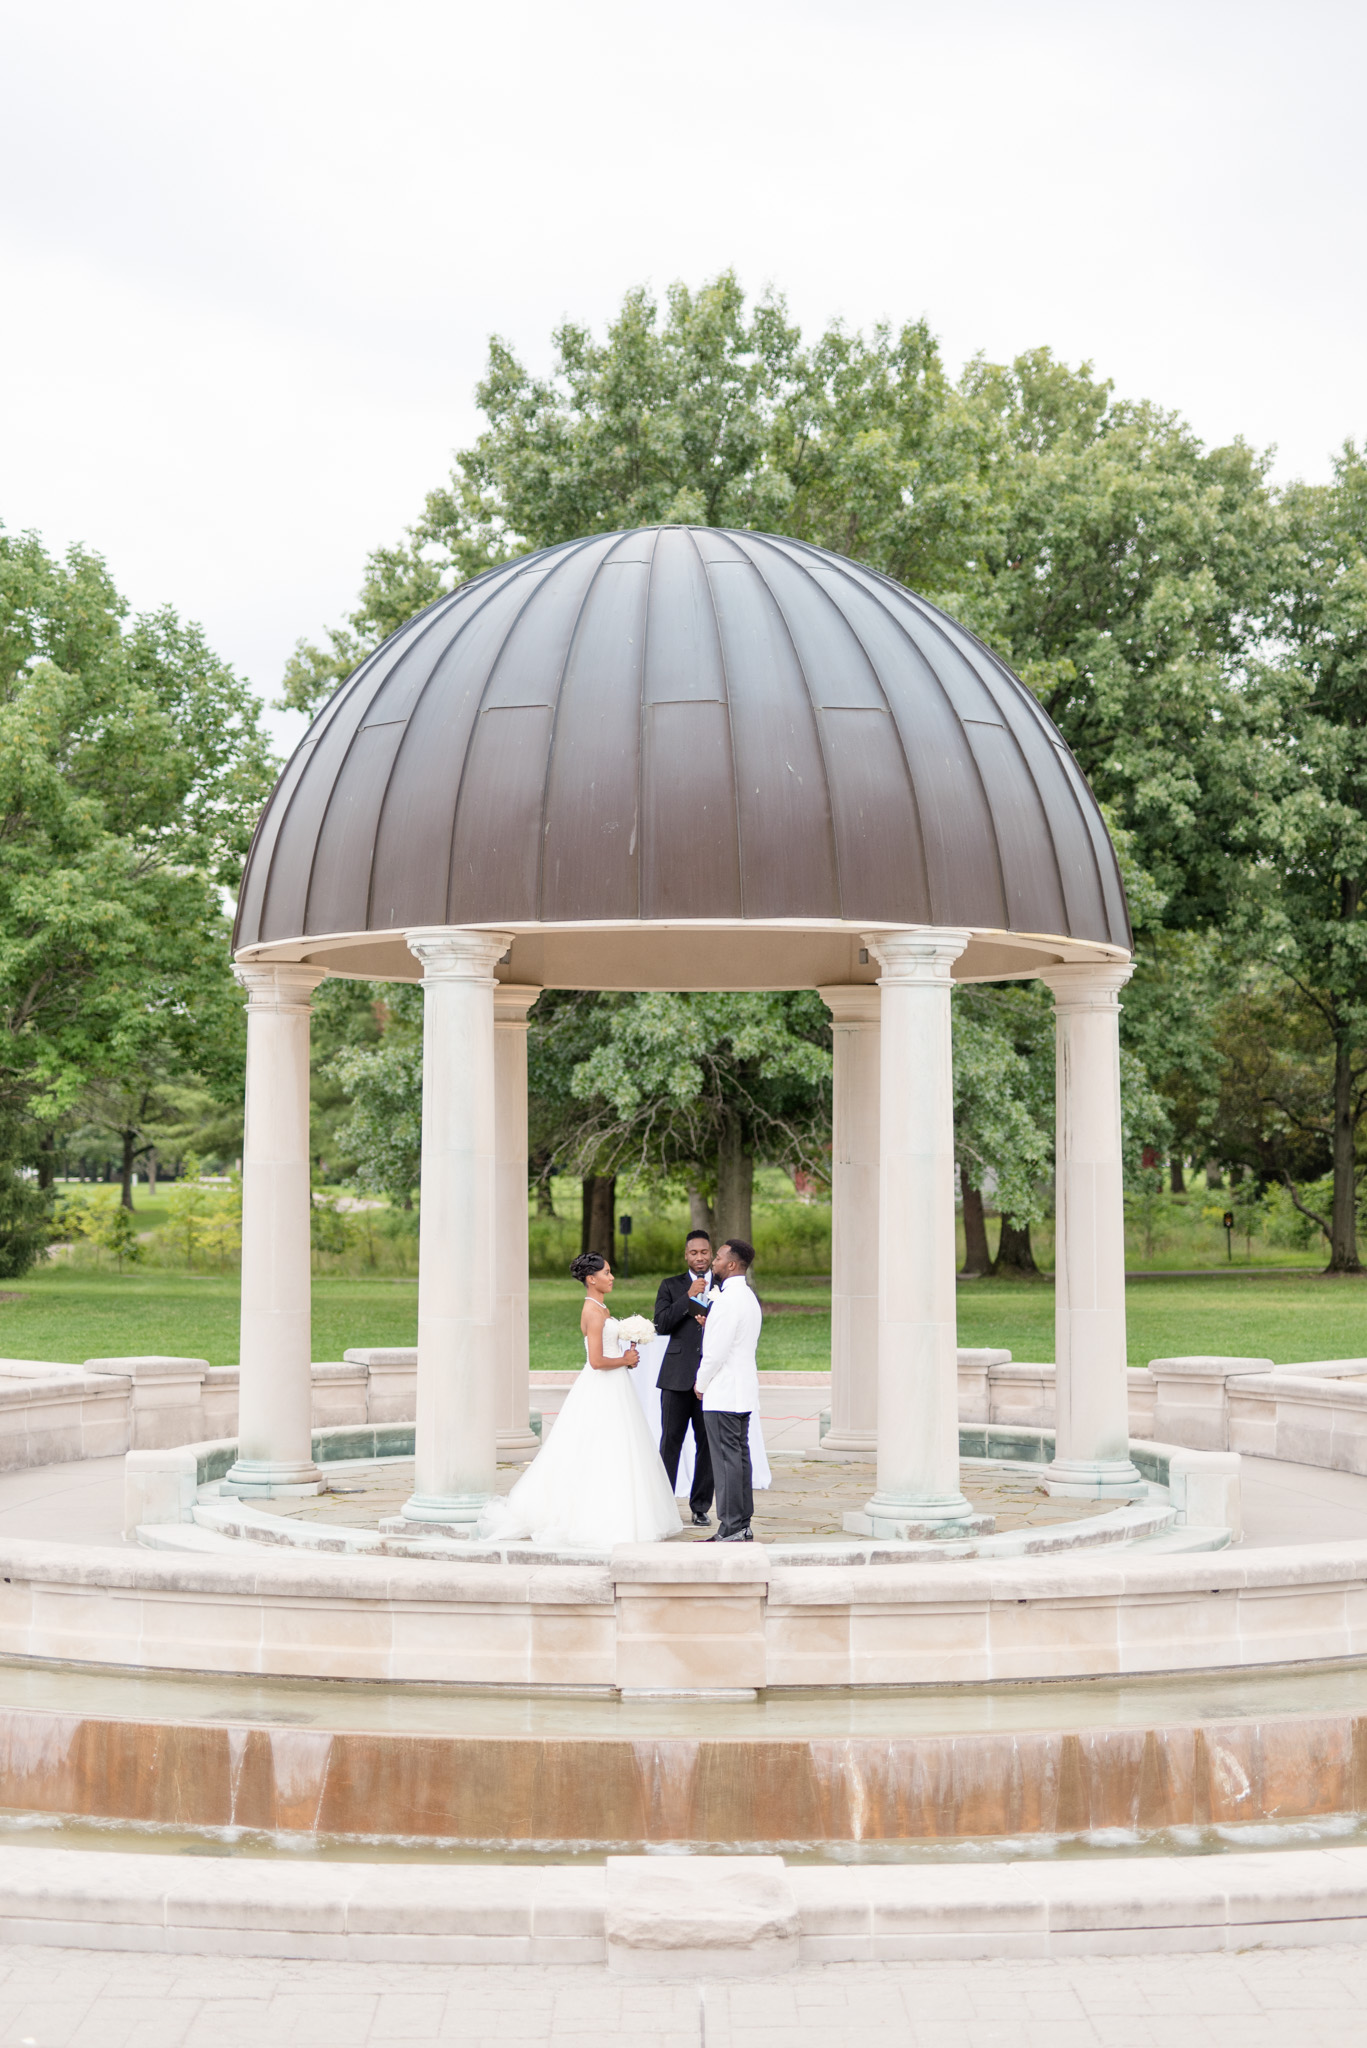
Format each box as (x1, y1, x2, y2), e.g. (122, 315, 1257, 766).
(527, 1165, 833, 1280)
(953, 985, 1052, 1225)
(86, 1200, 143, 1269)
(307, 1199, 418, 1277)
(1125, 1168, 1168, 1260)
(0, 525, 273, 1161)
(0, 1124, 49, 1276)
(161, 1174, 241, 1270)
(568, 991, 831, 1174)
(1244, 445, 1367, 1266)
(275, 274, 1367, 1267)
(328, 987, 424, 1205)
(309, 977, 387, 1179)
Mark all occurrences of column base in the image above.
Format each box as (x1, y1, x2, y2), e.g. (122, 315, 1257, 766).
(1044, 1456, 1146, 1500)
(497, 1427, 541, 1463)
(220, 1458, 321, 1499)
(400, 1491, 489, 1529)
(843, 1489, 992, 1541)
(813, 1428, 878, 1463)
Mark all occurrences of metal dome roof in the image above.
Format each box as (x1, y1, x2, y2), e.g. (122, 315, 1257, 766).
(234, 525, 1130, 954)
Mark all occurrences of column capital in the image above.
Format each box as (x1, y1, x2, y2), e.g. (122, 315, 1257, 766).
(861, 928, 970, 984)
(818, 984, 881, 1026)
(493, 984, 543, 1026)
(405, 927, 514, 982)
(1039, 958, 1134, 1011)
(232, 962, 327, 1011)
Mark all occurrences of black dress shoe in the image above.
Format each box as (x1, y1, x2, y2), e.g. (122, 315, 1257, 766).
(691, 1512, 711, 1527)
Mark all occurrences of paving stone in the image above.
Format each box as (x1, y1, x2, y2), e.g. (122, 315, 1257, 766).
(274, 1454, 1118, 1543)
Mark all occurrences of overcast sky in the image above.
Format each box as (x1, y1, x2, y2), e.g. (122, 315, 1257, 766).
(3, 0, 1363, 755)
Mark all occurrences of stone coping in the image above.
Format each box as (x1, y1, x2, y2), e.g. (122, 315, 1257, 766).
(4, 1529, 1365, 1606)
(0, 1843, 1364, 1964)
(1237, 1372, 1367, 1409)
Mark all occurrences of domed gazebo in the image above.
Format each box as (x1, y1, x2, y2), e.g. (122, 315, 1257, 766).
(229, 526, 1140, 1532)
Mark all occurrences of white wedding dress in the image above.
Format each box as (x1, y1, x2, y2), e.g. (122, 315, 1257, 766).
(476, 1317, 683, 1549)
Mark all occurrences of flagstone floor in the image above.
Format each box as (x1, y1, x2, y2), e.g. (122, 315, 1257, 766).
(278, 1455, 1123, 1542)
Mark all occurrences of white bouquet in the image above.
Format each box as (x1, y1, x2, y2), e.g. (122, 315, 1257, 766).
(613, 1314, 657, 1345)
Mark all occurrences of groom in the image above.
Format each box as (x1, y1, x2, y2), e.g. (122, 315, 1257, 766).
(695, 1237, 761, 1542)
(652, 1230, 716, 1526)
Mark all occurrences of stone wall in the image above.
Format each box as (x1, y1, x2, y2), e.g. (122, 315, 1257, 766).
(0, 1530, 1359, 1690)
(0, 1347, 418, 1474)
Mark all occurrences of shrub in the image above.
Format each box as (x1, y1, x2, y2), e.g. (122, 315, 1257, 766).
(87, 1202, 143, 1270)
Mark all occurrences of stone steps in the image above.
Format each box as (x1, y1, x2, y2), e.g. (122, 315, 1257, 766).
(0, 1843, 1364, 1966)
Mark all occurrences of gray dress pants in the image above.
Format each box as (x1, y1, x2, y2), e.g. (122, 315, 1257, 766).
(703, 1409, 753, 1538)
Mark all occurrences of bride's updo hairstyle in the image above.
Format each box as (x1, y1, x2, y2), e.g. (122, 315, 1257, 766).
(570, 1252, 607, 1285)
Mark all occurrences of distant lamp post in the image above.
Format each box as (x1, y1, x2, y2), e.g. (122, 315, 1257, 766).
(619, 1213, 633, 1279)
(1222, 1210, 1234, 1262)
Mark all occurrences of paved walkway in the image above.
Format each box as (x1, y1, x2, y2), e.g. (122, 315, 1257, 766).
(0, 1945, 1358, 2045)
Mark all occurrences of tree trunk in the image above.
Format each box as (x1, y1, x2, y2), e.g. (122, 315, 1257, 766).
(1328, 1028, 1362, 1272)
(36, 1133, 56, 1192)
(992, 1218, 1039, 1275)
(960, 1175, 991, 1278)
(1169, 1156, 1185, 1195)
(529, 1150, 556, 1215)
(119, 1131, 137, 1210)
(581, 1175, 616, 1261)
(146, 1147, 157, 1197)
(687, 1185, 716, 1238)
(590, 1176, 616, 1262)
(714, 1116, 754, 1251)
(1205, 1161, 1223, 1189)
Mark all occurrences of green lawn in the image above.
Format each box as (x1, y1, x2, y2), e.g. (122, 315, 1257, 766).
(0, 1269, 417, 1367)
(2, 1265, 1364, 1373)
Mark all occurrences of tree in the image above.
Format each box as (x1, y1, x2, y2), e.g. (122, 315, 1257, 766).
(73, 1064, 206, 1210)
(953, 985, 1052, 1277)
(948, 359, 1284, 936)
(279, 276, 806, 713)
(327, 987, 424, 1204)
(563, 992, 832, 1250)
(310, 979, 387, 1179)
(1249, 447, 1367, 1269)
(329, 986, 425, 1207)
(1203, 985, 1334, 1195)
(285, 276, 1305, 1265)
(0, 526, 274, 1266)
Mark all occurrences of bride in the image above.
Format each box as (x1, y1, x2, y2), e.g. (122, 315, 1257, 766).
(476, 1251, 683, 1549)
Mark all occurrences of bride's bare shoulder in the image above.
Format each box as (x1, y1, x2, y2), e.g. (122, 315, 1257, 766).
(581, 1297, 608, 1326)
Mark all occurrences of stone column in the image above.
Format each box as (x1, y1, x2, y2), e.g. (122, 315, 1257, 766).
(1040, 961, 1143, 1497)
(846, 930, 982, 1538)
(495, 984, 542, 1461)
(223, 963, 326, 1498)
(815, 985, 880, 1459)
(402, 927, 512, 1526)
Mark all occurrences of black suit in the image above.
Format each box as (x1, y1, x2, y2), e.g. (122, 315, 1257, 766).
(652, 1271, 715, 1518)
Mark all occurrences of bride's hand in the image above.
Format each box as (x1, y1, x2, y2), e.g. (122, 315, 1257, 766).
(621, 1346, 639, 1368)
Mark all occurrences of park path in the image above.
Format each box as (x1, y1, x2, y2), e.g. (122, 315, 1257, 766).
(0, 1942, 1357, 2045)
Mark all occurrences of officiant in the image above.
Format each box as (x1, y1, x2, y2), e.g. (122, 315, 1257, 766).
(651, 1230, 716, 1527)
